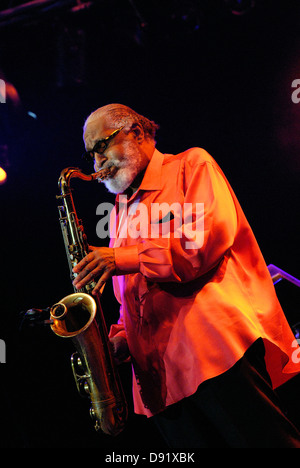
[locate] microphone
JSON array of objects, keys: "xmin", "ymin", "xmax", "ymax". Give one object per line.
[{"xmin": 19, "ymin": 307, "xmax": 52, "ymax": 330}]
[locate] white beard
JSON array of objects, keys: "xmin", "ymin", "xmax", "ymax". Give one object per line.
[{"xmin": 103, "ymin": 141, "xmax": 145, "ymax": 194}]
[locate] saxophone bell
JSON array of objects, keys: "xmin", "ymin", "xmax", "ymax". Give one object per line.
[
  {"xmin": 50, "ymin": 303, "xmax": 67, "ymax": 320},
  {"xmin": 50, "ymin": 292, "xmax": 127, "ymax": 436}
]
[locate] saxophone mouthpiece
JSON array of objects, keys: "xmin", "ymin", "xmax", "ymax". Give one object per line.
[{"xmin": 94, "ymin": 166, "xmax": 118, "ymax": 181}]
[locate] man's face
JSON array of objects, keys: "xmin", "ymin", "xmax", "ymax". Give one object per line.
[{"xmin": 83, "ymin": 117, "xmax": 148, "ymax": 194}]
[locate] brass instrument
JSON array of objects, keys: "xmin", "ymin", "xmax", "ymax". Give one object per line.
[{"xmin": 50, "ymin": 167, "xmax": 127, "ymax": 436}]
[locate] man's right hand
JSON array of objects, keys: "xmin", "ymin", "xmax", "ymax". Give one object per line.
[{"xmin": 110, "ymin": 335, "xmax": 130, "ymax": 365}]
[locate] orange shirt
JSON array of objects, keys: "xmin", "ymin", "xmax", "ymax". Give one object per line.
[{"xmin": 109, "ymin": 148, "xmax": 300, "ymax": 417}]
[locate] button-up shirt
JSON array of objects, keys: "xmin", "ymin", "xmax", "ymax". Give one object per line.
[{"xmin": 108, "ymin": 147, "xmax": 300, "ymax": 417}]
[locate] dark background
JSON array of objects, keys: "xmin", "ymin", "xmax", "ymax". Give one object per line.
[{"xmin": 0, "ymin": 0, "xmax": 299, "ymax": 448}]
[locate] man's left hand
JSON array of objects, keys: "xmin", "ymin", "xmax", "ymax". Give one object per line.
[{"xmin": 72, "ymin": 246, "xmax": 116, "ymax": 295}]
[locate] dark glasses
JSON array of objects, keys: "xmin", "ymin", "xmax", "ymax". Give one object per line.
[{"xmin": 82, "ymin": 126, "xmax": 125, "ymax": 162}]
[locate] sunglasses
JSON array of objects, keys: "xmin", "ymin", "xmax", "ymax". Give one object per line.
[{"xmin": 82, "ymin": 126, "xmax": 125, "ymax": 162}]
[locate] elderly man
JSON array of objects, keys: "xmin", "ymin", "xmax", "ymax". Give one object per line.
[{"xmin": 73, "ymin": 103, "xmax": 300, "ymax": 448}]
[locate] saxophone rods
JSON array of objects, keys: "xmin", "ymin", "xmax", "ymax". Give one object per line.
[{"xmin": 50, "ymin": 167, "xmax": 128, "ymax": 436}]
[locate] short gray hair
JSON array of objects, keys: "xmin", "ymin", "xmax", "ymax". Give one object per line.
[{"xmin": 84, "ymin": 103, "xmax": 159, "ymax": 141}]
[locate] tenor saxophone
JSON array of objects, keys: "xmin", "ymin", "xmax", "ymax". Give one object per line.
[{"xmin": 50, "ymin": 166, "xmax": 127, "ymax": 436}]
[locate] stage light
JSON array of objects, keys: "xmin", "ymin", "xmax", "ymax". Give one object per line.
[
  {"xmin": 27, "ymin": 111, "xmax": 37, "ymax": 119},
  {"xmin": 0, "ymin": 166, "xmax": 7, "ymax": 185},
  {"xmin": 0, "ymin": 145, "xmax": 9, "ymax": 186},
  {"xmin": 0, "ymin": 72, "xmax": 22, "ymax": 185}
]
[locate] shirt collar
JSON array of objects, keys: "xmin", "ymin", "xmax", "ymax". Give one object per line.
[
  {"xmin": 138, "ymin": 148, "xmax": 164, "ymax": 192},
  {"xmin": 116, "ymin": 148, "xmax": 164, "ymax": 205}
]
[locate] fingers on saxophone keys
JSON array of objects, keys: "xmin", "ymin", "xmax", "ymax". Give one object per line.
[
  {"xmin": 92, "ymin": 281, "xmax": 104, "ymax": 296},
  {"xmin": 92, "ymin": 269, "xmax": 111, "ymax": 296},
  {"xmin": 73, "ymin": 253, "xmax": 93, "ymax": 274},
  {"xmin": 73, "ymin": 268, "xmax": 92, "ymax": 289}
]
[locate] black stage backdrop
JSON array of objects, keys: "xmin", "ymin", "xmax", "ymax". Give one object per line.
[{"xmin": 0, "ymin": 0, "xmax": 299, "ymax": 449}]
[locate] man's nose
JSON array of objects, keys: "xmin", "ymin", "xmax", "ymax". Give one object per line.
[{"xmin": 94, "ymin": 153, "xmax": 107, "ymax": 171}]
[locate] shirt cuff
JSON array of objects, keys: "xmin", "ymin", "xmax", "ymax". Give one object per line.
[{"xmin": 114, "ymin": 245, "xmax": 140, "ymax": 275}]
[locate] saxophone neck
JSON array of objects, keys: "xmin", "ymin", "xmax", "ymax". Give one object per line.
[
  {"xmin": 58, "ymin": 167, "xmax": 98, "ymax": 192},
  {"xmin": 58, "ymin": 167, "xmax": 116, "ymax": 192}
]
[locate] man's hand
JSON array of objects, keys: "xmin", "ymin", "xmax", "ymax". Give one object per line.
[
  {"xmin": 110, "ymin": 335, "xmax": 130, "ymax": 365},
  {"xmin": 72, "ymin": 246, "xmax": 116, "ymax": 295}
]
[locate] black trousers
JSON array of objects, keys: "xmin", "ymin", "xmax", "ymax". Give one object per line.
[{"xmin": 152, "ymin": 339, "xmax": 300, "ymax": 448}]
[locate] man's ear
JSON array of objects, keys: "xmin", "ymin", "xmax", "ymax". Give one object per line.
[{"xmin": 130, "ymin": 122, "xmax": 145, "ymax": 143}]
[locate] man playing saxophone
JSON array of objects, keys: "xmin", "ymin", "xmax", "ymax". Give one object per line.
[{"xmin": 72, "ymin": 103, "xmax": 300, "ymax": 448}]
